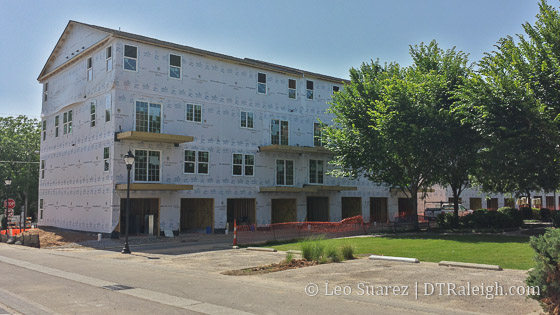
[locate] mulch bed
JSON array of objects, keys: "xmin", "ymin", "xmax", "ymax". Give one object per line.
[{"xmin": 222, "ymin": 259, "xmax": 318, "ymax": 276}]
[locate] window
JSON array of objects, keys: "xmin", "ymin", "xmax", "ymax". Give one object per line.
[
  {"xmin": 105, "ymin": 94, "xmax": 111, "ymax": 122},
  {"xmin": 233, "ymin": 154, "xmax": 254, "ymax": 176},
  {"xmin": 39, "ymin": 199, "xmax": 43, "ymax": 220},
  {"xmin": 314, "ymin": 122, "xmax": 325, "ymax": 147},
  {"xmin": 43, "ymin": 82, "xmax": 48, "ymax": 101},
  {"xmin": 135, "ymin": 101, "xmax": 161, "ymax": 133},
  {"xmin": 41, "ymin": 160, "xmax": 45, "ymax": 179},
  {"xmin": 90, "ymin": 100, "xmax": 96, "ymax": 127},
  {"xmin": 332, "ymin": 85, "xmax": 340, "ymax": 93},
  {"xmin": 257, "ymin": 72, "xmax": 267, "ymax": 94},
  {"xmin": 169, "ymin": 54, "xmax": 181, "ymax": 79},
  {"xmin": 134, "ymin": 150, "xmax": 160, "ymax": 182},
  {"xmin": 309, "ymin": 159, "xmax": 324, "ymax": 184},
  {"xmin": 106, "ymin": 46, "xmax": 112, "ymax": 71},
  {"xmin": 54, "ymin": 115, "xmax": 59, "ymax": 137},
  {"xmin": 86, "ymin": 57, "xmax": 93, "ymax": 81},
  {"xmin": 124, "ymin": 44, "xmax": 138, "ymax": 71},
  {"xmin": 271, "ymin": 119, "xmax": 289, "ymax": 145},
  {"xmin": 103, "ymin": 147, "xmax": 110, "ymax": 172},
  {"xmin": 276, "ymin": 160, "xmax": 294, "ymax": 186},
  {"xmin": 42, "ymin": 120, "xmax": 46, "ymax": 141},
  {"xmin": 306, "ymin": 80, "xmax": 314, "ymax": 100},
  {"xmin": 63, "ymin": 110, "xmax": 72, "ymax": 135},
  {"xmin": 184, "ymin": 150, "xmax": 209, "ymax": 174},
  {"xmin": 240, "ymin": 111, "xmax": 254, "ymax": 128},
  {"xmin": 186, "ymin": 104, "xmax": 202, "ymax": 122},
  {"xmin": 288, "ymin": 79, "xmax": 296, "ymax": 99}
]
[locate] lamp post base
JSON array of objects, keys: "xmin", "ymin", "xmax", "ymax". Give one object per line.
[{"xmin": 122, "ymin": 243, "xmax": 131, "ymax": 254}]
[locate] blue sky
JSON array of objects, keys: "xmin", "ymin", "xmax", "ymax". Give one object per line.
[{"xmin": 0, "ymin": 0, "xmax": 541, "ymax": 118}]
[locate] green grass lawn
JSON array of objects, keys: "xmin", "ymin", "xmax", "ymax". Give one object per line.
[{"xmin": 270, "ymin": 234, "xmax": 535, "ymax": 270}]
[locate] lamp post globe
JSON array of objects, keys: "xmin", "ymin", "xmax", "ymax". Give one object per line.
[{"xmin": 122, "ymin": 150, "xmax": 134, "ymax": 254}]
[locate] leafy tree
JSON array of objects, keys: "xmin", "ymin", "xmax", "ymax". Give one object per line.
[
  {"xmin": 409, "ymin": 41, "xmax": 479, "ymax": 219},
  {"xmin": 0, "ymin": 115, "xmax": 40, "ymax": 227}
]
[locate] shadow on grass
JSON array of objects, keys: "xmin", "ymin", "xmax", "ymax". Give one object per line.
[{"xmin": 385, "ymin": 233, "xmax": 531, "ymax": 244}]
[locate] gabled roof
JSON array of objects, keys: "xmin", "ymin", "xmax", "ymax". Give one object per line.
[{"xmin": 38, "ymin": 20, "xmax": 349, "ymax": 84}]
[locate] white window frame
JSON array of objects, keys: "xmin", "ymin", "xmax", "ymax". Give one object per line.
[
  {"xmin": 103, "ymin": 147, "xmax": 110, "ymax": 172},
  {"xmin": 43, "ymin": 82, "xmax": 48, "ymax": 101},
  {"xmin": 275, "ymin": 159, "xmax": 295, "ymax": 186},
  {"xmin": 169, "ymin": 53, "xmax": 182, "ymax": 79},
  {"xmin": 63, "ymin": 110, "xmax": 72, "ymax": 135},
  {"xmin": 106, "ymin": 45, "xmax": 113, "ymax": 71},
  {"xmin": 39, "ymin": 199, "xmax": 43, "ymax": 220},
  {"xmin": 240, "ymin": 111, "xmax": 254, "ymax": 129},
  {"xmin": 257, "ymin": 72, "xmax": 267, "ymax": 94},
  {"xmin": 306, "ymin": 80, "xmax": 314, "ymax": 100},
  {"xmin": 90, "ymin": 100, "xmax": 96, "ymax": 127},
  {"xmin": 133, "ymin": 149, "xmax": 162, "ymax": 183},
  {"xmin": 288, "ymin": 79, "xmax": 297, "ymax": 99},
  {"xmin": 232, "ymin": 154, "xmax": 255, "ymax": 176},
  {"xmin": 54, "ymin": 115, "xmax": 59, "ymax": 137},
  {"xmin": 308, "ymin": 159, "xmax": 324, "ymax": 185},
  {"xmin": 42, "ymin": 120, "xmax": 46, "ymax": 141},
  {"xmin": 86, "ymin": 56, "xmax": 93, "ymax": 81},
  {"xmin": 271, "ymin": 119, "xmax": 289, "ymax": 145},
  {"xmin": 105, "ymin": 94, "xmax": 112, "ymax": 123},
  {"xmin": 41, "ymin": 160, "xmax": 45, "ymax": 179},
  {"xmin": 135, "ymin": 101, "xmax": 162, "ymax": 133},
  {"xmin": 186, "ymin": 104, "xmax": 202, "ymax": 123},
  {"xmin": 123, "ymin": 44, "xmax": 138, "ymax": 72},
  {"xmin": 183, "ymin": 150, "xmax": 209, "ymax": 175}
]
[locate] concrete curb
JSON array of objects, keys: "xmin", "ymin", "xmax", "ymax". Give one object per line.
[
  {"xmin": 286, "ymin": 250, "xmax": 302, "ymax": 255},
  {"xmin": 246, "ymin": 247, "xmax": 277, "ymax": 252},
  {"xmin": 439, "ymin": 261, "xmax": 502, "ymax": 271},
  {"xmin": 369, "ymin": 255, "xmax": 419, "ymax": 263}
]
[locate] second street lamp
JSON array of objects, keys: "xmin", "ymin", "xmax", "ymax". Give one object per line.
[
  {"xmin": 122, "ymin": 150, "xmax": 135, "ymax": 254},
  {"xmin": 4, "ymin": 178, "xmax": 11, "ymax": 234}
]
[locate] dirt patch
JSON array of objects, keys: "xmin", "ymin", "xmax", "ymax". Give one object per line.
[
  {"xmin": 222, "ymin": 259, "xmax": 318, "ymax": 276},
  {"xmin": 23, "ymin": 228, "xmax": 96, "ymax": 247}
]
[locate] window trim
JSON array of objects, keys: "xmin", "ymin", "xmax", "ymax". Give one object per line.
[
  {"xmin": 132, "ymin": 149, "xmax": 162, "ymax": 183},
  {"xmin": 232, "ymin": 153, "xmax": 255, "ymax": 177},
  {"xmin": 54, "ymin": 115, "xmax": 59, "ymax": 137},
  {"xmin": 257, "ymin": 72, "xmax": 267, "ymax": 95},
  {"xmin": 306, "ymin": 80, "xmax": 314, "ymax": 100},
  {"xmin": 86, "ymin": 56, "xmax": 93, "ymax": 81},
  {"xmin": 90, "ymin": 100, "xmax": 96, "ymax": 127},
  {"xmin": 183, "ymin": 150, "xmax": 210, "ymax": 175},
  {"xmin": 288, "ymin": 79, "xmax": 297, "ymax": 99},
  {"xmin": 134, "ymin": 100, "xmax": 162, "ymax": 133},
  {"xmin": 62, "ymin": 110, "xmax": 72, "ymax": 135},
  {"xmin": 123, "ymin": 44, "xmax": 138, "ymax": 72},
  {"xmin": 169, "ymin": 53, "xmax": 182, "ymax": 80},
  {"xmin": 103, "ymin": 147, "xmax": 110, "ymax": 172},
  {"xmin": 106, "ymin": 45, "xmax": 113, "ymax": 71},
  {"xmin": 275, "ymin": 159, "xmax": 295, "ymax": 186},
  {"xmin": 185, "ymin": 103, "xmax": 202, "ymax": 123},
  {"xmin": 308, "ymin": 159, "xmax": 325, "ymax": 185},
  {"xmin": 270, "ymin": 119, "xmax": 289, "ymax": 145},
  {"xmin": 240, "ymin": 111, "xmax": 254, "ymax": 129}
]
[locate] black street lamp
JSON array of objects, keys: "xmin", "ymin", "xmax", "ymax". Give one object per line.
[
  {"xmin": 4, "ymin": 178, "xmax": 11, "ymax": 232},
  {"xmin": 122, "ymin": 150, "xmax": 135, "ymax": 254}
]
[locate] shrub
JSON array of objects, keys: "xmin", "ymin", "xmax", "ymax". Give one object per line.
[
  {"xmin": 438, "ymin": 208, "xmax": 522, "ymax": 229},
  {"xmin": 521, "ymin": 207, "xmax": 533, "ymax": 220},
  {"xmin": 325, "ymin": 245, "xmax": 341, "ymax": 262},
  {"xmin": 540, "ymin": 208, "xmax": 552, "ymax": 222},
  {"xmin": 527, "ymin": 228, "xmax": 560, "ymax": 314},
  {"xmin": 498, "ymin": 207, "xmax": 523, "ymax": 227},
  {"xmin": 341, "ymin": 244, "xmax": 355, "ymax": 260},
  {"xmin": 553, "ymin": 211, "xmax": 560, "ymax": 228},
  {"xmin": 300, "ymin": 236, "xmax": 325, "ymax": 262},
  {"xmin": 285, "ymin": 252, "xmax": 294, "ymax": 264},
  {"xmin": 533, "ymin": 209, "xmax": 542, "ymax": 221}
]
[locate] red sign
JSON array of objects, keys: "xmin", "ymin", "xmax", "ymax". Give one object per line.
[{"xmin": 3, "ymin": 199, "xmax": 15, "ymax": 209}]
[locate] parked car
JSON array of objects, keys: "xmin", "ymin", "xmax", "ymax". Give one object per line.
[{"xmin": 424, "ymin": 203, "xmax": 473, "ymax": 220}]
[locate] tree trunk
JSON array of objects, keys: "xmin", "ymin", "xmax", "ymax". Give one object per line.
[{"xmin": 411, "ymin": 188, "xmax": 419, "ymax": 230}]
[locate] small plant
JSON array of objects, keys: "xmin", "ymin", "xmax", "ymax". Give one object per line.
[
  {"xmin": 527, "ymin": 228, "xmax": 560, "ymax": 314},
  {"xmin": 285, "ymin": 252, "xmax": 294, "ymax": 264},
  {"xmin": 341, "ymin": 244, "xmax": 355, "ymax": 260},
  {"xmin": 325, "ymin": 245, "xmax": 341, "ymax": 262},
  {"xmin": 300, "ymin": 236, "xmax": 325, "ymax": 262}
]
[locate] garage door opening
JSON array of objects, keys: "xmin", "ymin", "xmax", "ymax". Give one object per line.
[
  {"xmin": 120, "ymin": 198, "xmax": 159, "ymax": 236},
  {"xmin": 306, "ymin": 197, "xmax": 329, "ymax": 222},
  {"xmin": 370, "ymin": 197, "xmax": 388, "ymax": 223},
  {"xmin": 342, "ymin": 197, "xmax": 362, "ymax": 219},
  {"xmin": 180, "ymin": 198, "xmax": 214, "ymax": 233},
  {"xmin": 271, "ymin": 199, "xmax": 297, "ymax": 223},
  {"xmin": 227, "ymin": 199, "xmax": 256, "ymax": 226}
]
